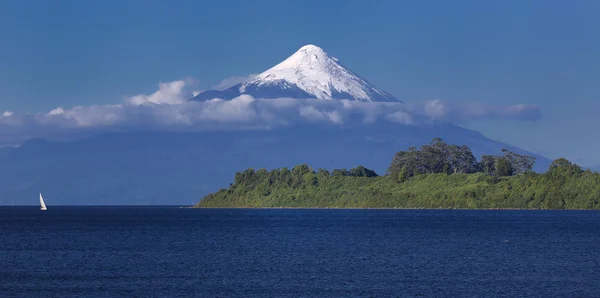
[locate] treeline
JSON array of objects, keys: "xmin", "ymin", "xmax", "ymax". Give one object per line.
[
  {"xmin": 234, "ymin": 164, "xmax": 378, "ymax": 186},
  {"xmin": 386, "ymin": 138, "xmax": 536, "ymax": 181},
  {"xmin": 196, "ymin": 138, "xmax": 600, "ymax": 209}
]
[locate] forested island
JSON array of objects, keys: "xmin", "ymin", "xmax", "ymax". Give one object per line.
[{"xmin": 195, "ymin": 138, "xmax": 600, "ymax": 209}]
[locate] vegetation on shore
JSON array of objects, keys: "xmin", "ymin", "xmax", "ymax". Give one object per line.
[{"xmin": 195, "ymin": 138, "xmax": 600, "ymax": 209}]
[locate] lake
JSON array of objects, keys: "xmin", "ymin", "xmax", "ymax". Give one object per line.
[{"xmin": 1, "ymin": 207, "xmax": 599, "ymax": 297}]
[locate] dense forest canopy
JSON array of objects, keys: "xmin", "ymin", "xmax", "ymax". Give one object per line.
[
  {"xmin": 386, "ymin": 138, "xmax": 536, "ymax": 179},
  {"xmin": 196, "ymin": 138, "xmax": 600, "ymax": 209}
]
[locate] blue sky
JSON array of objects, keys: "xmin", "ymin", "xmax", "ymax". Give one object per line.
[{"xmin": 0, "ymin": 0, "xmax": 599, "ymax": 165}]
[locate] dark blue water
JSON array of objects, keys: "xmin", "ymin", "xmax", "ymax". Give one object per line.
[{"xmin": 1, "ymin": 207, "xmax": 599, "ymax": 297}]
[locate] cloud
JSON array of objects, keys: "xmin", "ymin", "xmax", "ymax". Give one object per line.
[
  {"xmin": 126, "ymin": 78, "xmax": 198, "ymax": 105},
  {"xmin": 0, "ymin": 79, "xmax": 542, "ymax": 146},
  {"xmin": 418, "ymin": 99, "xmax": 542, "ymax": 123},
  {"xmin": 298, "ymin": 105, "xmax": 343, "ymax": 124},
  {"xmin": 48, "ymin": 107, "xmax": 65, "ymax": 115},
  {"xmin": 386, "ymin": 110, "xmax": 414, "ymax": 124},
  {"xmin": 212, "ymin": 74, "xmax": 258, "ymax": 91}
]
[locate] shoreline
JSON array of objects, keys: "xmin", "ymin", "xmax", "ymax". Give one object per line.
[{"xmin": 190, "ymin": 206, "xmax": 598, "ymax": 211}]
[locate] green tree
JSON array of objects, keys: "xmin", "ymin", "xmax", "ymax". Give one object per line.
[
  {"xmin": 317, "ymin": 168, "xmax": 331, "ymax": 177},
  {"xmin": 548, "ymin": 158, "xmax": 583, "ymax": 176},
  {"xmin": 448, "ymin": 145, "xmax": 478, "ymax": 174},
  {"xmin": 443, "ymin": 164, "xmax": 450, "ymax": 175},
  {"xmin": 332, "ymin": 169, "xmax": 349, "ymax": 177},
  {"xmin": 397, "ymin": 166, "xmax": 408, "ymax": 182},
  {"xmin": 501, "ymin": 149, "xmax": 536, "ymax": 175},
  {"xmin": 478, "ymin": 155, "xmax": 496, "ymax": 175},
  {"xmin": 494, "ymin": 158, "xmax": 513, "ymax": 177},
  {"xmin": 349, "ymin": 165, "xmax": 378, "ymax": 177}
]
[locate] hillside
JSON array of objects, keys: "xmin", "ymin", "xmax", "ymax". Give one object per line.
[
  {"xmin": 195, "ymin": 139, "xmax": 600, "ymax": 209},
  {"xmin": 0, "ymin": 124, "xmax": 552, "ymax": 205}
]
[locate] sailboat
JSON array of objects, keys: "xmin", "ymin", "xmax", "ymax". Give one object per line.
[{"xmin": 39, "ymin": 193, "xmax": 47, "ymax": 211}]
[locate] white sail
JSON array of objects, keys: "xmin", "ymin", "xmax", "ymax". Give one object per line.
[{"xmin": 39, "ymin": 193, "xmax": 47, "ymax": 211}]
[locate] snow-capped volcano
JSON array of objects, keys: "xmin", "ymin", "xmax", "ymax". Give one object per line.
[{"xmin": 191, "ymin": 44, "xmax": 400, "ymax": 102}]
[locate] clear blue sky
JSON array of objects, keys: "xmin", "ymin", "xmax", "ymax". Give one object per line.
[{"xmin": 0, "ymin": 0, "xmax": 599, "ymax": 165}]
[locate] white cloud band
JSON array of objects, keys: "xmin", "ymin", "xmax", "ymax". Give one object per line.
[{"xmin": 0, "ymin": 80, "xmax": 541, "ymax": 146}]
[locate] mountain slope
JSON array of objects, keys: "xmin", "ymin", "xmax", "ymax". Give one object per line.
[
  {"xmin": 192, "ymin": 45, "xmax": 400, "ymax": 102},
  {"xmin": 0, "ymin": 123, "xmax": 552, "ymax": 205}
]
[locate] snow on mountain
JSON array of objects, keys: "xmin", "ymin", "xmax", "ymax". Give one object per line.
[{"xmin": 191, "ymin": 44, "xmax": 400, "ymax": 102}]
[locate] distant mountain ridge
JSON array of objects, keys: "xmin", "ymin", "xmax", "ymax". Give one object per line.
[
  {"xmin": 191, "ymin": 44, "xmax": 400, "ymax": 102},
  {"xmin": 0, "ymin": 123, "xmax": 552, "ymax": 205}
]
